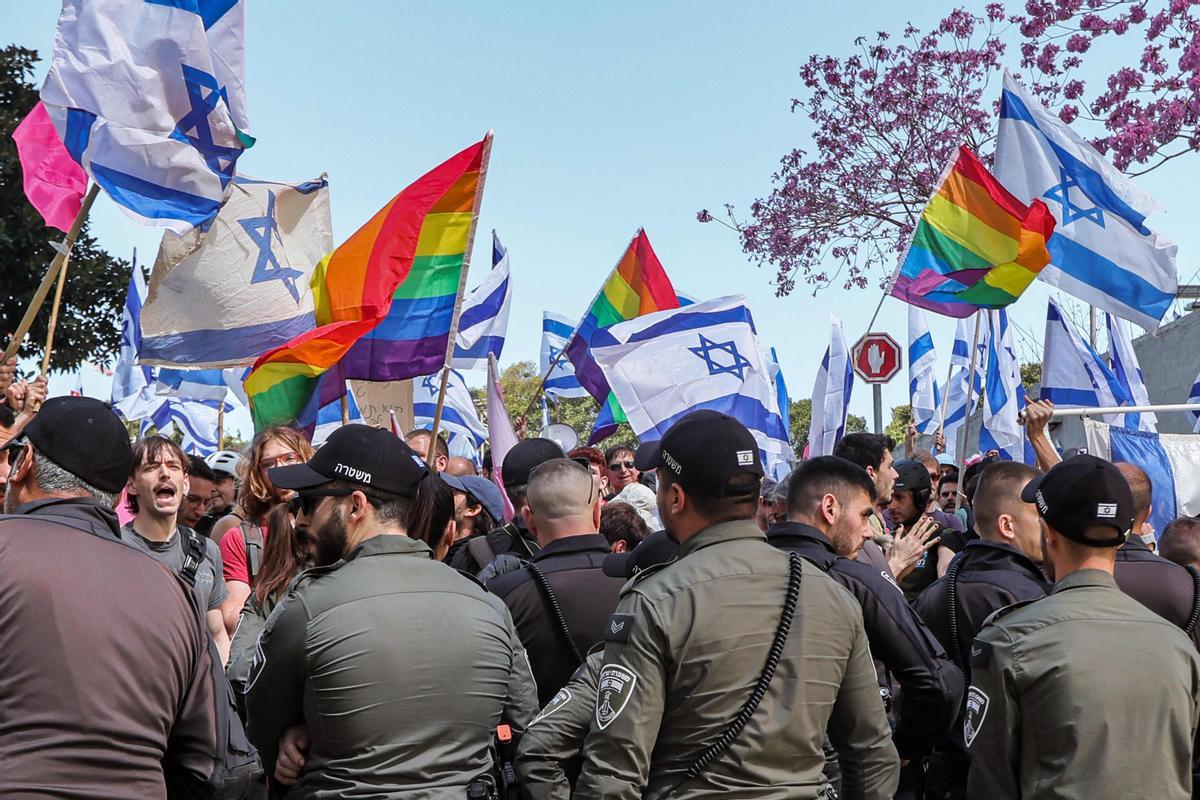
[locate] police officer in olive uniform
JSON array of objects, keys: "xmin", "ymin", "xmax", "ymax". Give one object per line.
[
  {"xmin": 244, "ymin": 425, "xmax": 539, "ymax": 797},
  {"xmin": 967, "ymin": 455, "xmax": 1200, "ymax": 799},
  {"xmin": 914, "ymin": 460, "xmax": 1051, "ymax": 799},
  {"xmin": 575, "ymin": 411, "xmax": 899, "ymax": 800},
  {"xmin": 516, "ymin": 531, "xmax": 681, "ymax": 800}
]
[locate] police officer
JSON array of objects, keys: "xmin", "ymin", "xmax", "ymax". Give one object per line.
[
  {"xmin": 576, "ymin": 411, "xmax": 899, "ymax": 799},
  {"xmin": 487, "ymin": 458, "xmax": 625, "ymax": 706},
  {"xmin": 914, "ymin": 460, "xmax": 1051, "ymax": 798},
  {"xmin": 967, "ymin": 455, "xmax": 1200, "ymax": 798},
  {"xmin": 244, "ymin": 425, "xmax": 538, "ymax": 796},
  {"xmin": 516, "ymin": 531, "xmax": 681, "ymax": 800},
  {"xmin": 1112, "ymin": 462, "xmax": 1200, "ymax": 649},
  {"xmin": 449, "ymin": 437, "xmax": 564, "ymax": 575},
  {"xmin": 767, "ymin": 456, "xmax": 963, "ymax": 768}
]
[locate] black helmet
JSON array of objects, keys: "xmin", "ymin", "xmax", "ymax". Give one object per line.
[{"xmin": 893, "ymin": 459, "xmax": 932, "ymax": 510}]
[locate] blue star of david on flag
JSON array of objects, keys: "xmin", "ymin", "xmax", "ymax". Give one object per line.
[
  {"xmin": 1044, "ymin": 168, "xmax": 1105, "ymax": 228},
  {"xmin": 420, "ymin": 374, "xmax": 440, "ymax": 393},
  {"xmin": 238, "ymin": 191, "xmax": 304, "ymax": 303},
  {"xmin": 689, "ymin": 334, "xmax": 753, "ymax": 380},
  {"xmin": 171, "ymin": 64, "xmax": 242, "ymax": 189}
]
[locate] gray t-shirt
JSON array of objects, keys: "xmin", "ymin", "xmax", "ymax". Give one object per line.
[{"xmin": 120, "ymin": 524, "xmax": 229, "ymax": 612}]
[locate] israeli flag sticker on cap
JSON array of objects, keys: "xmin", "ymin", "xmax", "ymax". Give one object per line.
[
  {"xmin": 736, "ymin": 450, "xmax": 754, "ymax": 466},
  {"xmin": 1097, "ymin": 503, "xmax": 1117, "ymax": 518}
]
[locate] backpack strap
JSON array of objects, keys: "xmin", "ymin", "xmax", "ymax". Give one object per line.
[
  {"xmin": 178, "ymin": 526, "xmax": 207, "ymax": 587},
  {"xmin": 1185, "ymin": 565, "xmax": 1200, "ymax": 637},
  {"xmin": 240, "ymin": 521, "xmax": 264, "ymax": 581},
  {"xmin": 467, "ymin": 533, "xmax": 497, "ymax": 572}
]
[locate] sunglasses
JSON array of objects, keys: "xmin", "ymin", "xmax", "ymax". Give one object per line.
[
  {"xmin": 295, "ymin": 486, "xmax": 356, "ymax": 516},
  {"xmin": 530, "ymin": 458, "xmax": 598, "ymax": 509},
  {"xmin": 3, "ymin": 437, "xmax": 29, "ymax": 470},
  {"xmin": 608, "ymin": 460, "xmax": 635, "ymax": 471}
]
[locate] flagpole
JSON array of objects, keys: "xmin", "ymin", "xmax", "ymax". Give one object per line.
[
  {"xmin": 340, "ymin": 394, "xmax": 350, "ymax": 426},
  {"xmin": 936, "ymin": 345, "xmax": 956, "ymax": 435},
  {"xmin": 520, "ymin": 227, "xmax": 645, "ymax": 422},
  {"xmin": 39, "ymin": 246, "xmax": 72, "ymax": 379},
  {"xmin": 4, "ymin": 183, "xmax": 100, "ymax": 364},
  {"xmin": 954, "ymin": 310, "xmax": 984, "ymax": 513},
  {"xmin": 217, "ymin": 402, "xmax": 225, "ymax": 446},
  {"xmin": 428, "ymin": 132, "xmax": 493, "ymax": 465}
]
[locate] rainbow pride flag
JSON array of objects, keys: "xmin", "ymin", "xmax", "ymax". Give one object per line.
[
  {"xmin": 245, "ymin": 134, "xmax": 491, "ymax": 430},
  {"xmin": 890, "ymin": 146, "xmax": 1056, "ymax": 317},
  {"xmin": 564, "ymin": 229, "xmax": 680, "ymax": 443}
]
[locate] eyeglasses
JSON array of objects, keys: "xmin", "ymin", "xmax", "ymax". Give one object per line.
[
  {"xmin": 261, "ymin": 451, "xmax": 304, "ymax": 471},
  {"xmin": 3, "ymin": 437, "xmax": 29, "ymax": 469},
  {"xmin": 295, "ymin": 486, "xmax": 356, "ymax": 516},
  {"xmin": 608, "ymin": 460, "xmax": 635, "ymax": 471}
]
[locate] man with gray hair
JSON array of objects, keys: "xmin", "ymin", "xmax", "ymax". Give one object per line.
[
  {"xmin": 0, "ymin": 397, "xmax": 248, "ymax": 796},
  {"xmin": 487, "ymin": 458, "xmax": 625, "ymax": 705}
]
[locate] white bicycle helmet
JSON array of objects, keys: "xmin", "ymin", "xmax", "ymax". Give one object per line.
[{"xmin": 205, "ymin": 449, "xmax": 242, "ymax": 478}]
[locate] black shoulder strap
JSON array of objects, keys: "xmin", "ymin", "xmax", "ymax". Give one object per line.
[
  {"xmin": 1185, "ymin": 565, "xmax": 1200, "ymax": 637},
  {"xmin": 526, "ymin": 561, "xmax": 584, "ymax": 665},
  {"xmin": 178, "ymin": 526, "xmax": 206, "ymax": 587},
  {"xmin": 240, "ymin": 521, "xmax": 264, "ymax": 580}
]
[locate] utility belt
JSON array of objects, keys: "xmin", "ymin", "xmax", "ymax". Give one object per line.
[{"xmin": 923, "ymin": 747, "xmax": 970, "ymax": 800}]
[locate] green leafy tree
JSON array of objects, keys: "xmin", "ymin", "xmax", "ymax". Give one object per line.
[
  {"xmin": 1020, "ymin": 362, "xmax": 1042, "ymax": 387},
  {"xmin": 1, "ymin": 45, "xmax": 130, "ymax": 372},
  {"xmin": 787, "ymin": 398, "xmax": 865, "ymax": 453},
  {"xmin": 885, "ymin": 405, "xmax": 912, "ymax": 445}
]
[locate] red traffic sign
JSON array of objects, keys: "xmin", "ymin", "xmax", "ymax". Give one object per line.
[{"xmin": 852, "ymin": 333, "xmax": 902, "ymax": 384}]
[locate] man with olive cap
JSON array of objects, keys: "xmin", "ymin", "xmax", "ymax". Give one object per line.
[
  {"xmin": 0, "ymin": 397, "xmax": 244, "ymax": 796},
  {"xmin": 244, "ymin": 424, "xmax": 538, "ymax": 797},
  {"xmin": 966, "ymin": 454, "xmax": 1200, "ymax": 799}
]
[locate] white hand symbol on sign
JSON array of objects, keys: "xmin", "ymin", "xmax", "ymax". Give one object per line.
[{"xmin": 867, "ymin": 343, "xmax": 886, "ymax": 373}]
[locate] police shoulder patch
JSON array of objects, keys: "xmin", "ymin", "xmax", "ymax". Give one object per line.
[
  {"xmin": 530, "ymin": 688, "xmax": 572, "ymax": 726},
  {"xmin": 605, "ymin": 613, "xmax": 634, "ymax": 643},
  {"xmin": 963, "ymin": 685, "xmax": 990, "ymax": 748},
  {"xmin": 969, "ymin": 639, "xmax": 993, "ymax": 668},
  {"xmin": 595, "ymin": 664, "xmax": 638, "ymax": 730}
]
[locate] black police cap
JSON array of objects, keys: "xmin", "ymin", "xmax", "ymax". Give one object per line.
[
  {"xmin": 602, "ymin": 530, "xmax": 680, "ymax": 579},
  {"xmin": 1020, "ymin": 454, "xmax": 1134, "ymax": 547},
  {"xmin": 23, "ymin": 396, "xmax": 132, "ymax": 493},
  {"xmin": 500, "ymin": 438, "xmax": 565, "ymax": 488},
  {"xmin": 635, "ymin": 410, "xmax": 764, "ymax": 498},
  {"xmin": 270, "ymin": 424, "xmax": 428, "ymax": 498}
]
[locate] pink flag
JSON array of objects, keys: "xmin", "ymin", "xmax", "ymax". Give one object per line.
[
  {"xmin": 12, "ymin": 101, "xmax": 87, "ymax": 232},
  {"xmin": 486, "ymin": 354, "xmax": 518, "ymax": 521}
]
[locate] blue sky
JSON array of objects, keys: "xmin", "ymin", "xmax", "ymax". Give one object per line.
[{"xmin": 8, "ymin": 1, "xmax": 1199, "ymax": 439}]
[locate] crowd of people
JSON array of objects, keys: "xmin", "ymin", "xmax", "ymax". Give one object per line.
[{"xmin": 3, "ymin": 359, "xmax": 1200, "ymax": 799}]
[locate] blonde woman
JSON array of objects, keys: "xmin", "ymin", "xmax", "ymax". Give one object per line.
[{"xmin": 214, "ymin": 427, "xmax": 314, "ymax": 635}]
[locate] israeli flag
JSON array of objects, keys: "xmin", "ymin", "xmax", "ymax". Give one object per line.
[
  {"xmin": 40, "ymin": 0, "xmax": 252, "ymax": 232},
  {"xmin": 980, "ymin": 309, "xmax": 1034, "ymax": 463},
  {"xmin": 808, "ymin": 317, "xmax": 854, "ymax": 458},
  {"xmin": 590, "ymin": 295, "xmax": 792, "ymax": 475},
  {"xmin": 452, "ymin": 231, "xmax": 512, "ymax": 370},
  {"xmin": 541, "ymin": 311, "xmax": 589, "ymax": 400},
  {"xmin": 142, "ymin": 398, "xmax": 223, "ymax": 456},
  {"xmin": 313, "ymin": 389, "xmax": 364, "ymax": 447},
  {"xmin": 1189, "ymin": 371, "xmax": 1200, "ymax": 433},
  {"xmin": 112, "ymin": 265, "xmax": 159, "ymax": 421},
  {"xmin": 1106, "ymin": 313, "xmax": 1157, "ymax": 432},
  {"xmin": 156, "ymin": 367, "xmax": 246, "ymax": 405},
  {"xmin": 942, "ymin": 315, "xmax": 986, "ymax": 461},
  {"xmin": 995, "ymin": 72, "xmax": 1177, "ymax": 331},
  {"xmin": 909, "ymin": 307, "xmax": 942, "ymax": 435},
  {"xmin": 1084, "ymin": 420, "xmax": 1200, "ymax": 536},
  {"xmin": 413, "ymin": 369, "xmax": 488, "ymax": 448},
  {"xmin": 1041, "ymin": 299, "xmax": 1131, "ymax": 426}
]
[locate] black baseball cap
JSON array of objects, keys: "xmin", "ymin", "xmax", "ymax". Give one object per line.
[
  {"xmin": 635, "ymin": 410, "xmax": 764, "ymax": 497},
  {"xmin": 603, "ymin": 530, "xmax": 680, "ymax": 578},
  {"xmin": 23, "ymin": 397, "xmax": 132, "ymax": 493},
  {"xmin": 270, "ymin": 424, "xmax": 428, "ymax": 498},
  {"xmin": 501, "ymin": 438, "xmax": 565, "ymax": 488},
  {"xmin": 893, "ymin": 459, "xmax": 932, "ymax": 494},
  {"xmin": 1020, "ymin": 454, "xmax": 1134, "ymax": 547}
]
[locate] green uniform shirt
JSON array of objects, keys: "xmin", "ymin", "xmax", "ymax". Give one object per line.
[
  {"xmin": 575, "ymin": 519, "xmax": 899, "ymax": 800},
  {"xmin": 967, "ymin": 568, "xmax": 1200, "ymax": 799},
  {"xmin": 244, "ymin": 533, "xmax": 539, "ymax": 799}
]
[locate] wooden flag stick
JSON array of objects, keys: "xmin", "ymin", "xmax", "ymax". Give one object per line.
[
  {"xmin": 217, "ymin": 402, "xmax": 225, "ymax": 446},
  {"xmin": 340, "ymin": 394, "xmax": 350, "ymax": 426},
  {"xmin": 953, "ymin": 311, "xmax": 985, "ymax": 513},
  {"xmin": 428, "ymin": 132, "xmax": 493, "ymax": 464},
  {"xmin": 4, "ymin": 184, "xmax": 100, "ymax": 364},
  {"xmin": 39, "ymin": 251, "xmax": 72, "ymax": 377}
]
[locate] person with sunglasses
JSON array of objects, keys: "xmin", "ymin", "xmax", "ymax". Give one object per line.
[
  {"xmin": 486, "ymin": 458, "xmax": 626, "ymax": 707},
  {"xmin": 244, "ymin": 424, "xmax": 537, "ymax": 797},
  {"xmin": 602, "ymin": 445, "xmax": 639, "ymax": 499},
  {"xmin": 0, "ymin": 397, "xmax": 246, "ymax": 796},
  {"xmin": 213, "ymin": 426, "xmax": 314, "ymax": 636}
]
